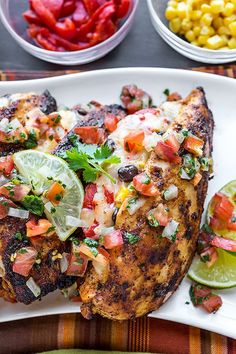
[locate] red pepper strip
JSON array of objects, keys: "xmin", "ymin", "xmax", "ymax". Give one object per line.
[
  {"xmin": 36, "ymin": 33, "xmax": 58, "ymax": 51},
  {"xmin": 41, "ymin": 0, "xmax": 64, "ymax": 19},
  {"xmin": 114, "ymin": 0, "xmax": 131, "ymax": 19},
  {"xmin": 27, "ymin": 24, "xmax": 43, "ymax": 38},
  {"xmin": 55, "ymin": 18, "xmax": 77, "ymax": 40},
  {"xmin": 23, "ymin": 10, "xmax": 42, "ymax": 25},
  {"xmin": 48, "ymin": 32, "xmax": 90, "ymax": 51},
  {"xmin": 72, "ymin": 1, "xmax": 89, "ymax": 27},
  {"xmin": 76, "ymin": 1, "xmax": 115, "ymax": 42},
  {"xmin": 90, "ymin": 18, "xmax": 116, "ymax": 45},
  {"xmin": 31, "ymin": 0, "xmax": 56, "ymax": 29},
  {"xmin": 82, "ymin": 0, "xmax": 100, "ymax": 16},
  {"xmin": 60, "ymin": 0, "xmax": 76, "ymax": 17}
]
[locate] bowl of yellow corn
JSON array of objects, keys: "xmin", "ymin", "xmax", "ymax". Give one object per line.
[{"xmin": 147, "ymin": 0, "xmax": 236, "ymax": 63}]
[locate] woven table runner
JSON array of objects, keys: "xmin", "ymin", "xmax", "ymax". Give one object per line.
[{"xmin": 0, "ymin": 65, "xmax": 235, "ymax": 354}]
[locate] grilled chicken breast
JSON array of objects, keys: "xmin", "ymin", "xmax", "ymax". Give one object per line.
[{"xmin": 79, "ymin": 88, "xmax": 214, "ymax": 320}]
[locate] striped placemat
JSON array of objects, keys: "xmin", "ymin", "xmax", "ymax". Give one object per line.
[{"xmin": 0, "ymin": 66, "xmax": 235, "ymax": 354}]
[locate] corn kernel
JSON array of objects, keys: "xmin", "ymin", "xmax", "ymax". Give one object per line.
[
  {"xmin": 218, "ymin": 26, "xmax": 231, "ymax": 35},
  {"xmin": 229, "ymin": 21, "xmax": 236, "ymax": 36},
  {"xmin": 210, "ymin": 1, "xmax": 225, "ymax": 14},
  {"xmin": 181, "ymin": 18, "xmax": 193, "ymax": 31},
  {"xmin": 206, "ymin": 34, "xmax": 225, "ymax": 49},
  {"xmin": 165, "ymin": 7, "xmax": 177, "ymax": 21},
  {"xmin": 169, "ymin": 18, "xmax": 182, "ymax": 33},
  {"xmin": 228, "ymin": 37, "xmax": 236, "ymax": 48},
  {"xmin": 224, "ymin": 15, "xmax": 236, "ymax": 27},
  {"xmin": 223, "ymin": 3, "xmax": 235, "ymax": 16},
  {"xmin": 168, "ymin": 1, "xmax": 178, "ymax": 8},
  {"xmin": 198, "ymin": 35, "xmax": 209, "ymax": 45},
  {"xmin": 193, "ymin": 26, "xmax": 201, "ymax": 36},
  {"xmin": 177, "ymin": 2, "xmax": 187, "ymax": 18},
  {"xmin": 201, "ymin": 13, "xmax": 213, "ymax": 26},
  {"xmin": 200, "ymin": 26, "xmax": 213, "ymax": 36},
  {"xmin": 191, "ymin": 10, "xmax": 202, "ymax": 20},
  {"xmin": 115, "ymin": 186, "xmax": 130, "ymax": 207},
  {"xmin": 201, "ymin": 4, "xmax": 211, "ymax": 13},
  {"xmin": 212, "ymin": 17, "xmax": 224, "ymax": 30},
  {"xmin": 185, "ymin": 30, "xmax": 196, "ymax": 42}
]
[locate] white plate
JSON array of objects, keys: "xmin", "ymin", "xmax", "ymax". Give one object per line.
[{"xmin": 0, "ymin": 68, "xmax": 235, "ymax": 339}]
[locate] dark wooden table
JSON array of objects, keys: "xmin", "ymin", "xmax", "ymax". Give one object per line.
[{"xmin": 0, "ymin": 1, "xmax": 208, "ymax": 71}]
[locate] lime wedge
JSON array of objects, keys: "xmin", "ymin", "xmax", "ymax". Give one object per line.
[
  {"xmin": 188, "ymin": 249, "xmax": 236, "ymax": 289},
  {"xmin": 207, "ymin": 180, "xmax": 236, "ymax": 240},
  {"xmin": 13, "ymin": 150, "xmax": 84, "ymax": 241}
]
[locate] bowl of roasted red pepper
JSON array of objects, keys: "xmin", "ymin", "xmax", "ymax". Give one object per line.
[{"xmin": 0, "ymin": 0, "xmax": 138, "ymax": 65}]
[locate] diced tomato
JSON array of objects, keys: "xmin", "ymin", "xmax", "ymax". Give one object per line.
[
  {"xmin": 12, "ymin": 247, "xmax": 38, "ymax": 277},
  {"xmin": 133, "ymin": 172, "xmax": 159, "ymax": 197},
  {"xmin": 26, "ymin": 219, "xmax": 52, "ymax": 237},
  {"xmin": 164, "ymin": 133, "xmax": 180, "ymax": 153},
  {"xmin": 104, "ymin": 113, "xmax": 119, "ymax": 132},
  {"xmin": 200, "ymin": 247, "xmax": 218, "ymax": 268},
  {"xmin": 167, "ymin": 92, "xmax": 182, "ymax": 102},
  {"xmin": 0, "ymin": 156, "xmax": 14, "ymax": 176},
  {"xmin": 83, "ymin": 221, "xmax": 99, "ymax": 239},
  {"xmin": 98, "ymin": 246, "xmax": 110, "ymax": 259},
  {"xmin": 193, "ymin": 284, "xmax": 212, "ymax": 299},
  {"xmin": 31, "ymin": 0, "xmax": 57, "ymax": 29},
  {"xmin": 201, "ymin": 294, "xmax": 222, "ymax": 313},
  {"xmin": 212, "ymin": 193, "xmax": 234, "ymax": 222},
  {"xmin": 66, "ymin": 251, "xmax": 88, "ymax": 277},
  {"xmin": 103, "ymin": 230, "xmax": 123, "ymax": 249},
  {"xmin": 148, "ymin": 203, "xmax": 169, "ymax": 227},
  {"xmin": 155, "ymin": 141, "xmax": 181, "ymax": 164},
  {"xmin": 41, "ymin": 0, "xmax": 63, "ymax": 18},
  {"xmin": 103, "ymin": 187, "xmax": 114, "ymax": 204},
  {"xmin": 55, "ymin": 18, "xmax": 77, "ymax": 40},
  {"xmin": 46, "ymin": 181, "xmax": 65, "ymax": 205},
  {"xmin": 29, "ymin": 236, "xmax": 45, "ymax": 250},
  {"xmin": 74, "ymin": 126, "xmax": 104, "ymax": 145},
  {"xmin": 134, "ymin": 108, "xmax": 157, "ymax": 115},
  {"xmin": 124, "ymin": 131, "xmax": 144, "ymax": 153},
  {"xmin": 209, "ymin": 216, "xmax": 227, "ymax": 231},
  {"xmin": 83, "ymin": 183, "xmax": 97, "ymax": 209},
  {"xmin": 0, "ymin": 197, "xmax": 17, "ymax": 219},
  {"xmin": 210, "ymin": 235, "xmax": 236, "ymax": 252},
  {"xmin": 0, "ymin": 183, "xmax": 31, "ymax": 202},
  {"xmin": 183, "ymin": 136, "xmax": 204, "ymax": 157},
  {"xmin": 228, "ymin": 219, "xmax": 236, "ymax": 231}
]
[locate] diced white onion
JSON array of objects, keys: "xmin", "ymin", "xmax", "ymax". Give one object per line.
[
  {"xmin": 163, "ymin": 185, "xmax": 178, "ymax": 201},
  {"xmin": 10, "ymin": 118, "xmax": 22, "ymax": 130},
  {"xmin": 127, "ymin": 197, "xmax": 146, "ymax": 216},
  {"xmin": 8, "ymin": 208, "xmax": 29, "ymax": 219},
  {"xmin": 162, "ymin": 220, "xmax": 179, "ymax": 241},
  {"xmin": 179, "ymin": 168, "xmax": 191, "ymax": 180},
  {"xmin": 80, "ymin": 208, "xmax": 95, "ymax": 228},
  {"xmin": 60, "ymin": 253, "xmax": 69, "ymax": 273},
  {"xmin": 174, "ymin": 131, "xmax": 185, "ymax": 144},
  {"xmin": 0, "ymin": 175, "xmax": 10, "ymax": 186},
  {"xmin": 27, "ymin": 107, "xmax": 45, "ymax": 120},
  {"xmin": 0, "ymin": 118, "xmax": 9, "ymax": 131},
  {"xmin": 94, "ymin": 226, "xmax": 114, "ymax": 236},
  {"xmin": 26, "ymin": 277, "xmax": 41, "ymax": 297},
  {"xmin": 44, "ymin": 201, "xmax": 55, "ymax": 212},
  {"xmin": 0, "ymin": 97, "xmax": 9, "ymax": 108},
  {"xmin": 143, "ymin": 133, "xmax": 162, "ymax": 152},
  {"xmin": 66, "ymin": 215, "xmax": 86, "ymax": 227}
]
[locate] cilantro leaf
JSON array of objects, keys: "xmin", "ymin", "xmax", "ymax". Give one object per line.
[
  {"xmin": 22, "ymin": 195, "xmax": 44, "ymax": 216},
  {"xmin": 65, "ymin": 143, "xmax": 120, "ymax": 184}
]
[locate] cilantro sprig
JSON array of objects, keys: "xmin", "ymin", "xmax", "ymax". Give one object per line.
[{"xmin": 65, "ymin": 142, "xmax": 120, "ymax": 184}]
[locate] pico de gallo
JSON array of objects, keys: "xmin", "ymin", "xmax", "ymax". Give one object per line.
[{"xmin": 23, "ymin": 0, "xmax": 132, "ymax": 52}]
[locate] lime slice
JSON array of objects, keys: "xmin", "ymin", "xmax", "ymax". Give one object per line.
[
  {"xmin": 207, "ymin": 180, "xmax": 236, "ymax": 240},
  {"xmin": 13, "ymin": 150, "xmax": 84, "ymax": 241},
  {"xmin": 188, "ymin": 249, "xmax": 236, "ymax": 289}
]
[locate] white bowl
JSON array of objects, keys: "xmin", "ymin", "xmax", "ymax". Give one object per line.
[
  {"xmin": 147, "ymin": 0, "xmax": 236, "ymax": 64},
  {"xmin": 0, "ymin": 0, "xmax": 139, "ymax": 65}
]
